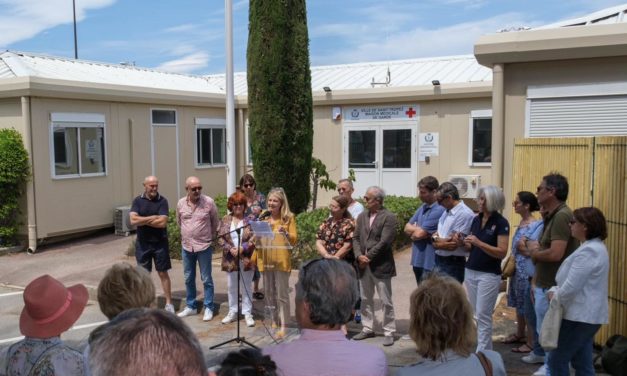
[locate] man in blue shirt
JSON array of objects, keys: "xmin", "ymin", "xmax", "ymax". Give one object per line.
[{"xmin": 404, "ymin": 176, "xmax": 445, "ymax": 285}]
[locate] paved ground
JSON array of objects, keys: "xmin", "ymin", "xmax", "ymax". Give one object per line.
[{"xmin": 0, "ymin": 230, "xmax": 608, "ymax": 375}]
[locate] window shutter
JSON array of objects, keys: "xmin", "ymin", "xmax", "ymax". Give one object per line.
[{"xmin": 528, "ymin": 96, "xmax": 627, "ymax": 137}]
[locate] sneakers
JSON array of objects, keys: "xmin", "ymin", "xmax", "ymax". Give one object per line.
[
  {"xmin": 203, "ymin": 308, "xmax": 214, "ymax": 321},
  {"xmin": 532, "ymin": 365, "xmax": 547, "ymax": 376},
  {"xmin": 354, "ymin": 310, "xmax": 362, "ymax": 324},
  {"xmin": 221, "ymin": 311, "xmax": 237, "ymax": 324},
  {"xmin": 352, "ymin": 331, "xmax": 375, "ymax": 340},
  {"xmin": 245, "ymin": 314, "xmax": 255, "ymax": 327},
  {"xmin": 177, "ymin": 306, "xmax": 196, "ymax": 317},
  {"xmin": 522, "ymin": 353, "xmax": 546, "ymax": 364},
  {"xmin": 164, "ymin": 303, "xmax": 175, "ymax": 314},
  {"xmin": 383, "ymin": 335, "xmax": 394, "ymax": 346}
]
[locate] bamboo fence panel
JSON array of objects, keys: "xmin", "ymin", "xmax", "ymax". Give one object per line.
[{"xmin": 593, "ymin": 136, "xmax": 627, "ymax": 344}]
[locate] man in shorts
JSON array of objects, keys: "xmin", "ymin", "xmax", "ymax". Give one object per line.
[{"xmin": 130, "ymin": 176, "xmax": 174, "ymax": 313}]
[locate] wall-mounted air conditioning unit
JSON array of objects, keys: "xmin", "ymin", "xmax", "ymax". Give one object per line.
[
  {"xmin": 114, "ymin": 205, "xmax": 136, "ymax": 236},
  {"xmin": 448, "ymin": 175, "xmax": 481, "ymax": 199}
]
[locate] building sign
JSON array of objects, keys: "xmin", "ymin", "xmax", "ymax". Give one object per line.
[
  {"xmin": 419, "ymin": 132, "xmax": 439, "ymax": 161},
  {"xmin": 343, "ymin": 104, "xmax": 418, "ymax": 122}
]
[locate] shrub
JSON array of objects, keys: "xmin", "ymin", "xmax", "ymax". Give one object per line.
[
  {"xmin": 0, "ymin": 129, "xmax": 30, "ymax": 246},
  {"xmin": 383, "ymin": 195, "xmax": 422, "ymax": 249}
]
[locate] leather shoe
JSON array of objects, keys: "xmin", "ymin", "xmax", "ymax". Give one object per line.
[{"xmin": 352, "ymin": 331, "xmax": 375, "ymax": 340}]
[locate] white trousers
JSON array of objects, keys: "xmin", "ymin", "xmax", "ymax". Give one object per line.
[
  {"xmin": 360, "ymin": 267, "xmax": 396, "ymax": 336},
  {"xmin": 464, "ymin": 268, "xmax": 501, "ymax": 351},
  {"xmin": 263, "ymin": 270, "xmax": 291, "ymax": 328},
  {"xmin": 226, "ymin": 268, "xmax": 255, "ymax": 315}
]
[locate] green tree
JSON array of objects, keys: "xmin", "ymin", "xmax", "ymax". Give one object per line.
[
  {"xmin": 247, "ymin": 0, "xmax": 314, "ymax": 214},
  {"xmin": 0, "ymin": 128, "xmax": 30, "ymax": 246}
]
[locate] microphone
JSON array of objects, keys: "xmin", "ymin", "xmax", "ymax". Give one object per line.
[{"xmin": 258, "ymin": 210, "xmax": 272, "ymax": 220}]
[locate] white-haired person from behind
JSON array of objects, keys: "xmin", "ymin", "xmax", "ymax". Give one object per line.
[
  {"xmin": 0, "ymin": 275, "xmax": 89, "ymax": 376},
  {"xmin": 398, "ymin": 274, "xmax": 506, "ymax": 376}
]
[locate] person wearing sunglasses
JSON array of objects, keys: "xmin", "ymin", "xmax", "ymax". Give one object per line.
[
  {"xmin": 546, "ymin": 207, "xmax": 609, "ymax": 376},
  {"xmin": 526, "ymin": 173, "xmax": 579, "ymax": 376},
  {"xmin": 176, "ymin": 176, "xmax": 219, "ymax": 322},
  {"xmin": 239, "ymin": 173, "xmax": 267, "ymax": 300}
]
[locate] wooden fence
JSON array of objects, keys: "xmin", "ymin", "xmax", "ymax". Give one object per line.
[{"xmin": 512, "ymin": 136, "xmax": 627, "ymax": 345}]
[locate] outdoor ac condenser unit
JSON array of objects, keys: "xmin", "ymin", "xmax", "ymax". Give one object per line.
[
  {"xmin": 448, "ymin": 175, "xmax": 481, "ymax": 199},
  {"xmin": 114, "ymin": 206, "xmax": 136, "ymax": 236}
]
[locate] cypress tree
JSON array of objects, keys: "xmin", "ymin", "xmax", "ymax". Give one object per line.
[{"xmin": 247, "ymin": 0, "xmax": 313, "ymax": 214}]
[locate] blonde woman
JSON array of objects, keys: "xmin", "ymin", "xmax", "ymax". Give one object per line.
[
  {"xmin": 398, "ymin": 275, "xmax": 506, "ymax": 375},
  {"xmin": 258, "ymin": 187, "xmax": 297, "ymax": 338}
]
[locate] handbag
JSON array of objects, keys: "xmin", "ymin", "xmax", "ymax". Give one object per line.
[
  {"xmin": 540, "ymin": 294, "xmax": 563, "ymax": 351},
  {"xmin": 475, "ymin": 351, "xmax": 493, "ymax": 376},
  {"xmin": 501, "ymin": 254, "xmax": 516, "ymax": 279}
]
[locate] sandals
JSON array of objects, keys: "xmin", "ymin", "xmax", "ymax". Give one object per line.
[
  {"xmin": 501, "ymin": 334, "xmax": 526, "ymax": 344},
  {"xmin": 253, "ymin": 291, "xmax": 264, "ymax": 300},
  {"xmin": 511, "ymin": 344, "xmax": 533, "ymax": 353}
]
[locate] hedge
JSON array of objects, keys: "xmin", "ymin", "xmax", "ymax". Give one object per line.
[{"xmin": 0, "ymin": 129, "xmax": 30, "ymax": 246}]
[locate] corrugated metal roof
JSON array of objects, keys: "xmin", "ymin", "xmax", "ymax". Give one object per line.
[
  {"xmin": 206, "ymin": 55, "xmax": 492, "ymax": 96},
  {"xmin": 537, "ymin": 3, "xmax": 627, "ymax": 29},
  {"xmin": 0, "ymin": 51, "xmax": 491, "ymax": 98},
  {"xmin": 0, "ymin": 51, "xmax": 225, "ymax": 94}
]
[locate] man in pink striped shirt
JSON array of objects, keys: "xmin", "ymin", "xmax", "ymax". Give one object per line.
[{"xmin": 176, "ymin": 176, "xmax": 219, "ymax": 321}]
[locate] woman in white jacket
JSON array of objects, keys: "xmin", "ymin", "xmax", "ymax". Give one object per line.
[{"xmin": 547, "ymin": 206, "xmax": 609, "ymax": 376}]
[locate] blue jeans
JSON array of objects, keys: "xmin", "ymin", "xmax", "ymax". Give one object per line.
[
  {"xmin": 434, "ymin": 255, "xmax": 465, "ymax": 283},
  {"xmin": 548, "ymin": 319, "xmax": 600, "ymax": 376},
  {"xmin": 524, "ymin": 283, "xmax": 544, "ymax": 356},
  {"xmin": 182, "ymin": 247, "xmax": 214, "ymax": 310},
  {"xmin": 534, "ymin": 286, "xmax": 551, "ymax": 375}
]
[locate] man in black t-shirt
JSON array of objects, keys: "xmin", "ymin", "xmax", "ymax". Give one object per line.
[{"xmin": 130, "ymin": 176, "xmax": 174, "ymax": 313}]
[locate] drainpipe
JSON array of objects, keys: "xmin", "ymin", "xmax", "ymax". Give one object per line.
[
  {"xmin": 21, "ymin": 96, "xmax": 38, "ymax": 253},
  {"xmin": 491, "ymin": 63, "xmax": 505, "ymax": 187}
]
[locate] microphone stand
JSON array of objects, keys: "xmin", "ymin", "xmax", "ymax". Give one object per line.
[{"xmin": 211, "ymin": 222, "xmax": 257, "ymax": 349}]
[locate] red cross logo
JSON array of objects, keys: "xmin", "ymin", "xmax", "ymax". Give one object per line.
[{"xmin": 405, "ymin": 107, "xmax": 416, "ymax": 118}]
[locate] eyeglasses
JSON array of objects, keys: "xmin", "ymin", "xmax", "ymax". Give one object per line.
[
  {"xmin": 189, "ymin": 187, "xmax": 202, "ymax": 192},
  {"xmin": 243, "ymin": 183, "xmax": 254, "ymax": 188},
  {"xmin": 437, "ymin": 195, "xmax": 450, "ymax": 203},
  {"xmin": 233, "ymin": 203, "xmax": 245, "ymax": 207},
  {"xmin": 536, "ymin": 185, "xmax": 552, "ymax": 193},
  {"xmin": 301, "ymin": 258, "xmax": 324, "ymax": 277}
]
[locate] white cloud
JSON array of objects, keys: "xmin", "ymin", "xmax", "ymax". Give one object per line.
[
  {"xmin": 155, "ymin": 52, "xmax": 210, "ymax": 73},
  {"xmin": 0, "ymin": 0, "xmax": 116, "ymax": 47},
  {"xmin": 312, "ymin": 12, "xmax": 540, "ymax": 65}
]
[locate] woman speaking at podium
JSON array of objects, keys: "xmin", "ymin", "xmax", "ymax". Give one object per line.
[{"xmin": 258, "ymin": 187, "xmax": 297, "ymax": 338}]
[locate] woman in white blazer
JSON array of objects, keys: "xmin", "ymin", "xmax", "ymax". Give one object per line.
[{"xmin": 547, "ymin": 207, "xmax": 609, "ymax": 376}]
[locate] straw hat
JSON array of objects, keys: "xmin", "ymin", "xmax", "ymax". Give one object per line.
[{"xmin": 20, "ymin": 275, "xmax": 88, "ymax": 338}]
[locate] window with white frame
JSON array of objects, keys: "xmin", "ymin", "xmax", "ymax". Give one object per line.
[
  {"xmin": 196, "ymin": 118, "xmax": 226, "ymax": 166},
  {"xmin": 468, "ymin": 110, "xmax": 492, "ymax": 166},
  {"xmin": 50, "ymin": 113, "xmax": 106, "ymax": 178},
  {"xmin": 151, "ymin": 109, "xmax": 176, "ymax": 125}
]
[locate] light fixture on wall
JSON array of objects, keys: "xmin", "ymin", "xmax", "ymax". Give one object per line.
[
  {"xmin": 431, "ymin": 80, "xmax": 440, "ymax": 86},
  {"xmin": 323, "ymin": 86, "xmax": 332, "ymax": 93}
]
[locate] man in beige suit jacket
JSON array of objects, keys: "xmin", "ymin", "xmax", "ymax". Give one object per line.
[{"xmin": 352, "ymin": 186, "xmax": 398, "ymax": 346}]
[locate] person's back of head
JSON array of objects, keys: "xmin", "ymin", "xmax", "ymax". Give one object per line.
[
  {"xmin": 408, "ymin": 274, "xmax": 476, "ymax": 360},
  {"xmin": 97, "ymin": 262, "xmax": 156, "ymax": 320},
  {"xmin": 89, "ymin": 308, "xmax": 206, "ymax": 376},
  {"xmin": 217, "ymin": 348, "xmax": 277, "ymax": 376},
  {"xmin": 437, "ymin": 182, "xmax": 461, "ymax": 201},
  {"xmin": 296, "ymin": 258, "xmax": 359, "ymax": 328}
]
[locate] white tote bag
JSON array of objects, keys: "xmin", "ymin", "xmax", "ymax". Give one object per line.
[{"xmin": 540, "ymin": 294, "xmax": 563, "ymax": 351}]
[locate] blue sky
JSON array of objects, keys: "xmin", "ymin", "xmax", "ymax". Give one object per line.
[{"xmin": 1, "ymin": 0, "xmax": 625, "ymax": 74}]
